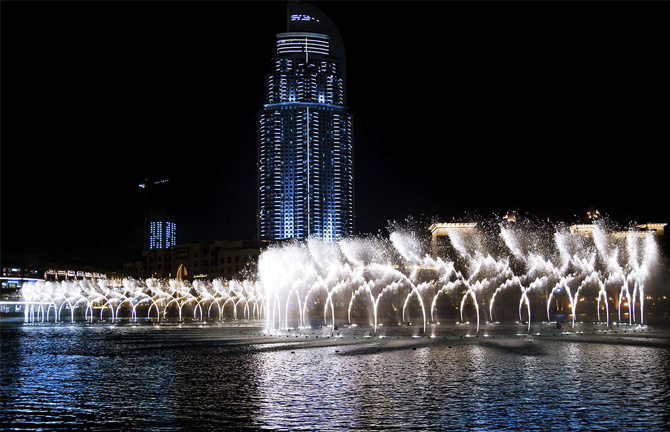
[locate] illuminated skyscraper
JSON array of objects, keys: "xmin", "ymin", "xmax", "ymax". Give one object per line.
[
  {"xmin": 258, "ymin": 3, "xmax": 354, "ymax": 243},
  {"xmin": 139, "ymin": 179, "xmax": 177, "ymax": 250}
]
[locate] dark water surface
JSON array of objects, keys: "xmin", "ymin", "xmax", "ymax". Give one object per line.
[{"xmin": 2, "ymin": 321, "xmax": 670, "ymax": 431}]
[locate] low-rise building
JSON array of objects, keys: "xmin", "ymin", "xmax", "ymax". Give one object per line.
[{"xmin": 124, "ymin": 239, "xmax": 262, "ymax": 280}]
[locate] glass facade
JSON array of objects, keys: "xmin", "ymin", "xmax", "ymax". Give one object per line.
[{"xmin": 259, "ymin": 22, "xmax": 354, "ymax": 243}]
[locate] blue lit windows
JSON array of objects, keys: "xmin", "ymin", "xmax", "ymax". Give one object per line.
[
  {"xmin": 149, "ymin": 220, "xmax": 177, "ymax": 250},
  {"xmin": 259, "ymin": 29, "xmax": 353, "ymax": 242}
]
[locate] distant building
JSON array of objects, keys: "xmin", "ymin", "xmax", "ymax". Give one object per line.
[
  {"xmin": 572, "ymin": 222, "xmax": 667, "ymax": 239},
  {"xmin": 1, "ymin": 254, "xmax": 109, "ymax": 311},
  {"xmin": 139, "ymin": 179, "xmax": 177, "ymax": 250},
  {"xmin": 258, "ymin": 3, "xmax": 354, "ymax": 243},
  {"xmin": 124, "ymin": 239, "xmax": 263, "ymax": 281},
  {"xmin": 429, "ymin": 223, "xmax": 477, "ymax": 260},
  {"xmin": 569, "ymin": 206, "xmax": 667, "ymax": 239},
  {"xmin": 148, "ymin": 210, "xmax": 177, "ymax": 250},
  {"xmin": 1, "ymin": 255, "xmax": 41, "ymax": 303}
]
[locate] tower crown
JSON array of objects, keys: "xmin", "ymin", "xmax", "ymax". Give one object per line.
[{"xmin": 277, "ymin": 32, "xmax": 329, "ymax": 56}]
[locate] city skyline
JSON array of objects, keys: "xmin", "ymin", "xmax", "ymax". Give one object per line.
[{"xmin": 2, "ymin": 2, "xmax": 668, "ymax": 269}]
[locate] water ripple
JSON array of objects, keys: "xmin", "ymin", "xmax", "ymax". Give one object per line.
[{"xmin": 2, "ymin": 323, "xmax": 669, "ymax": 431}]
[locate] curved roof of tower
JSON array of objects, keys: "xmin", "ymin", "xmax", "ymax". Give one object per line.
[{"xmin": 285, "ymin": 2, "xmax": 346, "ymax": 68}]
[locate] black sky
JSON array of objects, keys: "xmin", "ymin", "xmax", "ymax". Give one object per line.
[{"xmin": 2, "ymin": 1, "xmax": 668, "ymax": 270}]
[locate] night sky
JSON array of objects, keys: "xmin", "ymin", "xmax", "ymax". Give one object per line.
[{"xmin": 2, "ymin": 1, "xmax": 668, "ymax": 270}]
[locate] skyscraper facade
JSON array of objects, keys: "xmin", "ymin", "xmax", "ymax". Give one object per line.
[
  {"xmin": 148, "ymin": 211, "xmax": 177, "ymax": 250},
  {"xmin": 258, "ymin": 4, "xmax": 353, "ymax": 243},
  {"xmin": 139, "ymin": 179, "xmax": 177, "ymax": 250}
]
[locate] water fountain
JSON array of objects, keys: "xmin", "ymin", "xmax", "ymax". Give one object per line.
[
  {"xmin": 19, "ymin": 217, "xmax": 664, "ymax": 334},
  {"xmin": 19, "ymin": 277, "xmax": 265, "ymax": 324}
]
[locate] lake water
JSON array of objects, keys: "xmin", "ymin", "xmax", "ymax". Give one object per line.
[{"xmin": 2, "ymin": 320, "xmax": 669, "ymax": 431}]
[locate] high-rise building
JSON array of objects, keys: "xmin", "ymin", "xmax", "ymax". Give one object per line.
[
  {"xmin": 139, "ymin": 179, "xmax": 177, "ymax": 250},
  {"xmin": 258, "ymin": 3, "xmax": 354, "ymax": 243}
]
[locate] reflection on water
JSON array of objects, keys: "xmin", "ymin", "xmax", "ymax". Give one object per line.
[{"xmin": 1, "ymin": 322, "xmax": 669, "ymax": 431}]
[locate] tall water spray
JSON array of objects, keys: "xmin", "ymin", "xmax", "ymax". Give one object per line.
[{"xmin": 20, "ymin": 218, "xmax": 664, "ymax": 333}]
